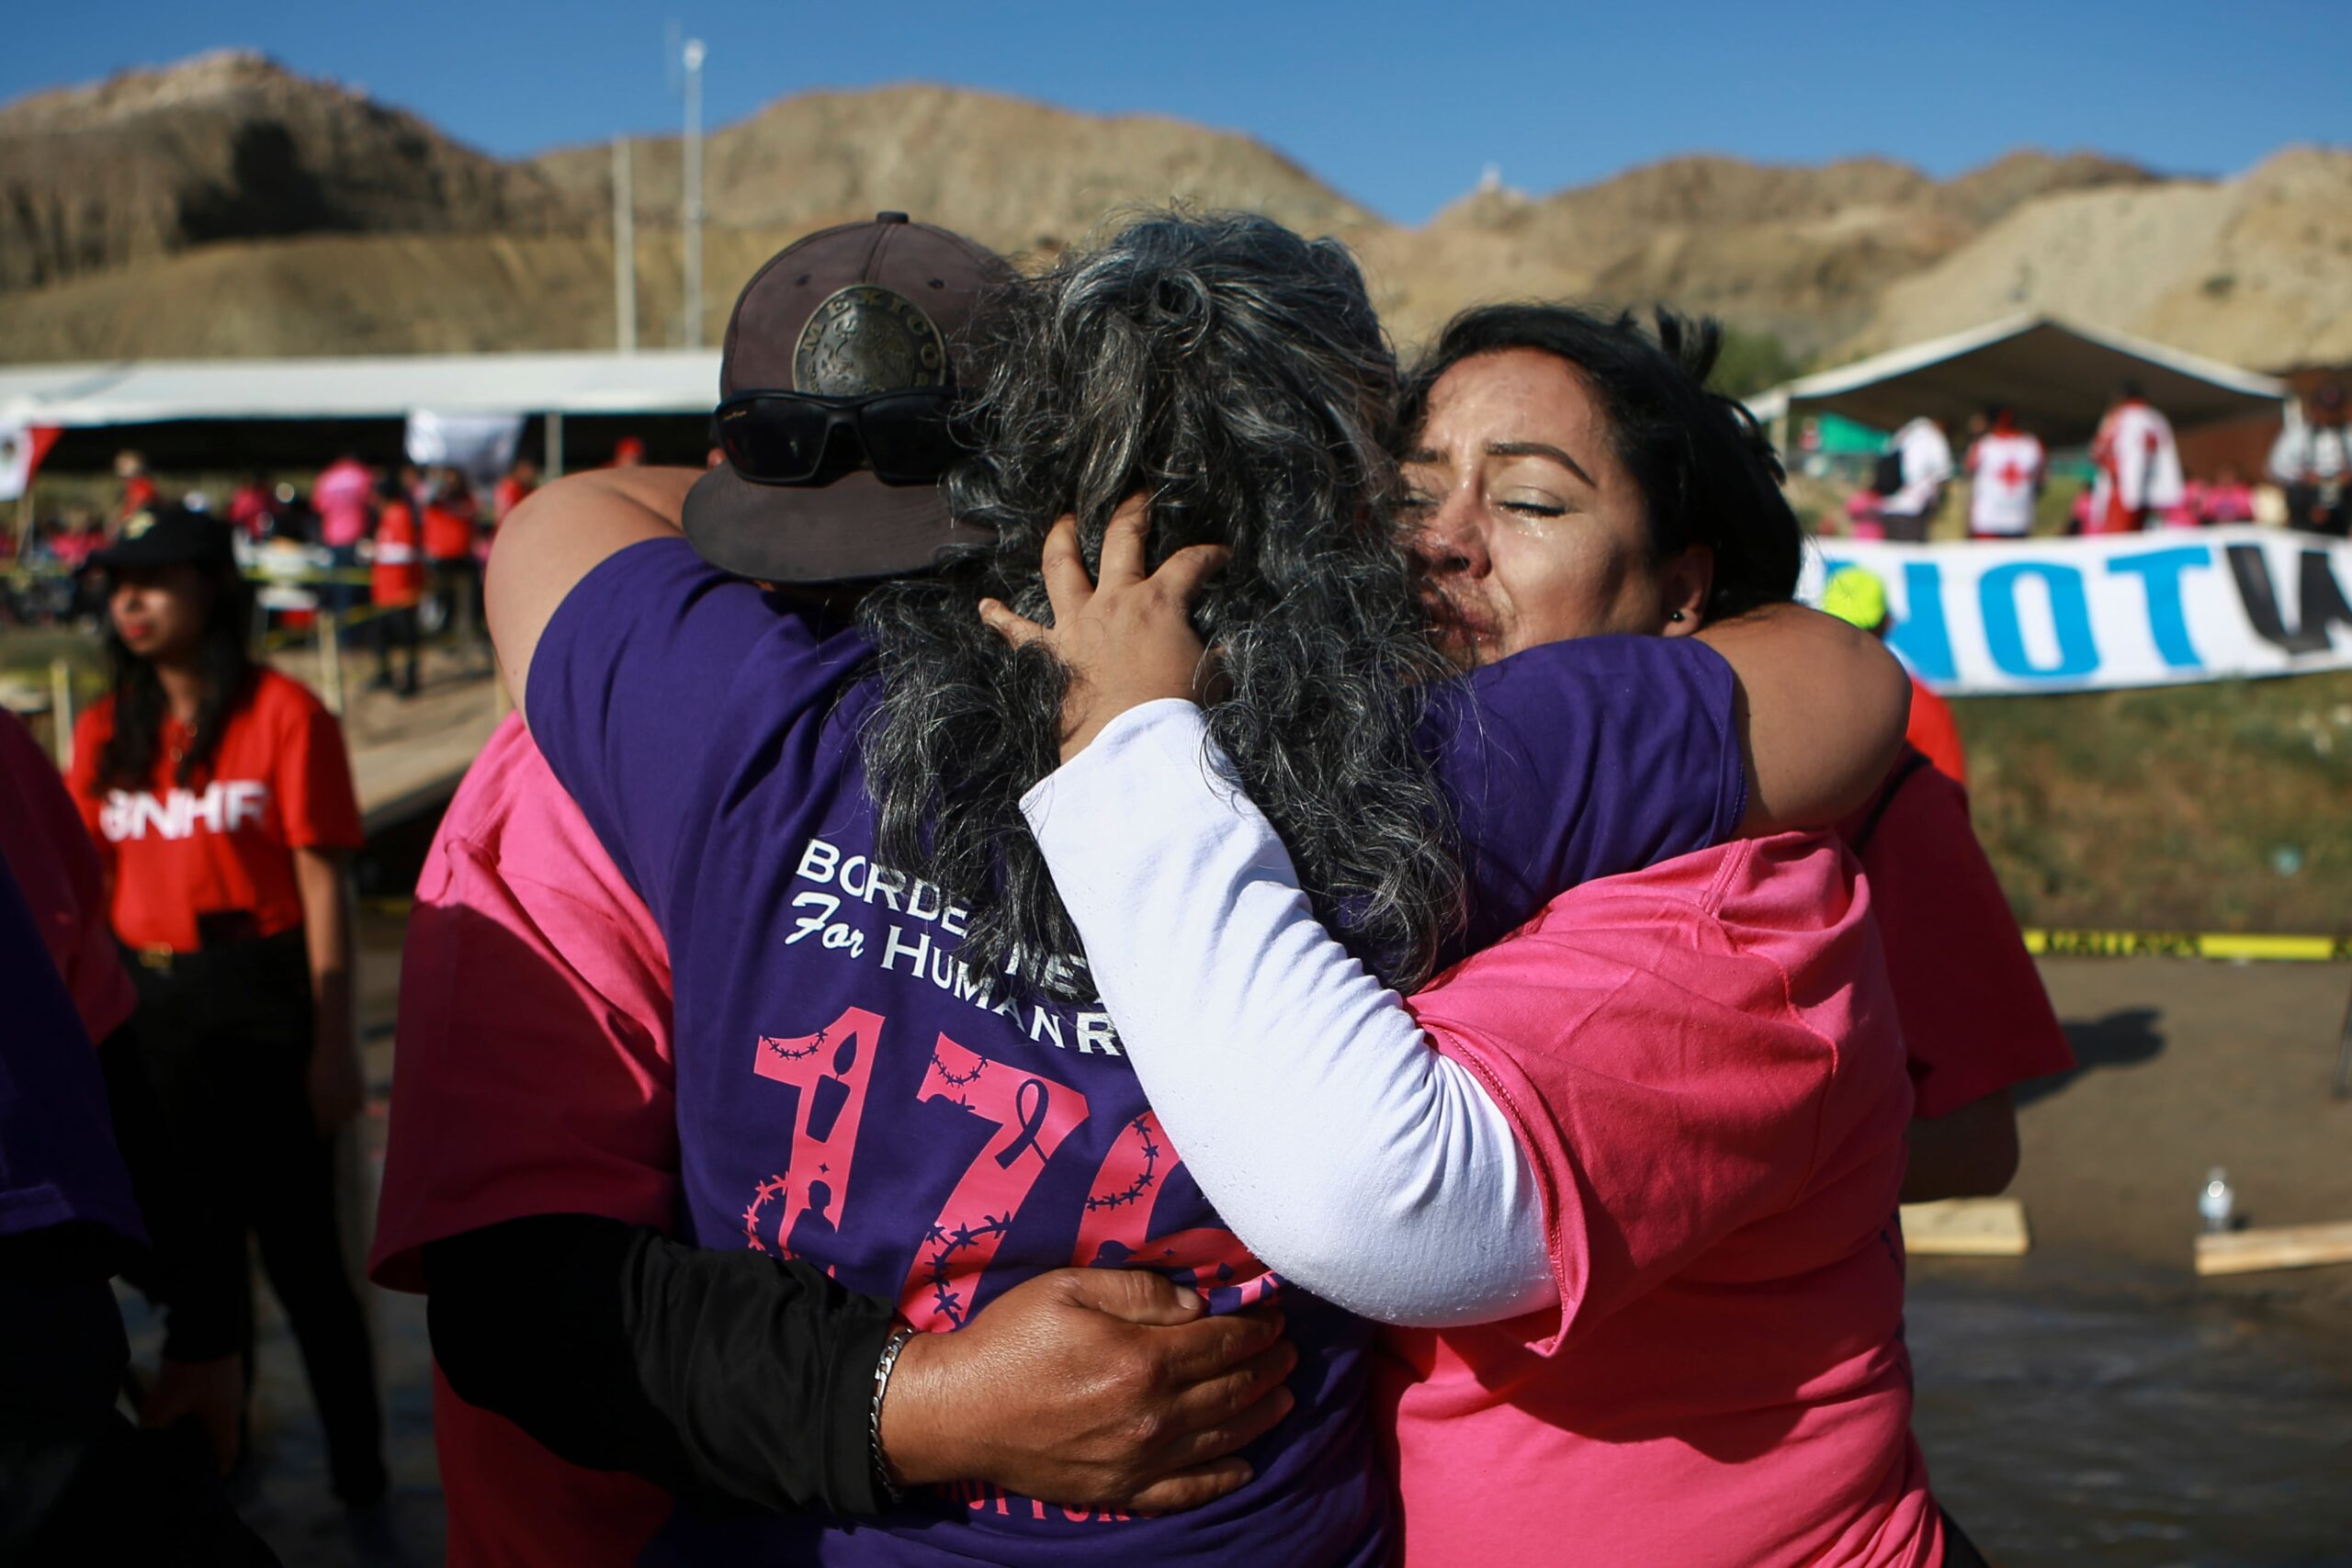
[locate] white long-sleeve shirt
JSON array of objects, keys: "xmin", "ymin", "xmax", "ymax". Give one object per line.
[{"xmin": 1023, "ymin": 700, "xmax": 1554, "ymax": 1327}]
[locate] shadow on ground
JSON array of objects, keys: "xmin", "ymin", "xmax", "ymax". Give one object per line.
[{"xmin": 2014, "ymin": 1007, "xmax": 2168, "ymax": 1108}]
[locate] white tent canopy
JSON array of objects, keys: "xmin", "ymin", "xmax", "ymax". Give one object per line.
[
  {"xmin": 1749, "ymin": 315, "xmax": 2286, "ymax": 448},
  {"xmin": 0, "ymin": 349, "xmax": 723, "ymax": 428}
]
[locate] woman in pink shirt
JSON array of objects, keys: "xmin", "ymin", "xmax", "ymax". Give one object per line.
[{"xmin": 999, "ymin": 307, "xmax": 1961, "ymax": 1566}]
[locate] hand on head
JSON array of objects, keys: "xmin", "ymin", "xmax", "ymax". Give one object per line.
[{"xmin": 978, "ymin": 495, "xmax": 1230, "ymax": 764}]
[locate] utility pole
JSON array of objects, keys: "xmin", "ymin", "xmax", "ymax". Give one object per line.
[
  {"xmin": 681, "ymin": 37, "xmax": 707, "ymax": 348},
  {"xmin": 613, "ymin": 136, "xmax": 637, "ymax": 354}
]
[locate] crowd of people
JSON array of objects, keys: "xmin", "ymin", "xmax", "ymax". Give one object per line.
[
  {"xmin": 8, "ymin": 209, "xmax": 2099, "ymax": 1565},
  {"xmin": 0, "ymin": 450, "xmax": 558, "ymax": 677},
  {"xmin": 1839, "ymin": 378, "xmax": 2351, "ymax": 541}
]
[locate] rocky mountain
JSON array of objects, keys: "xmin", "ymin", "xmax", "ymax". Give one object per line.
[
  {"xmin": 0, "ymin": 51, "xmax": 2341, "ymax": 376},
  {"xmin": 0, "ymin": 50, "xmax": 583, "ymax": 292},
  {"xmin": 1361, "ymin": 151, "xmax": 2156, "ymax": 354},
  {"xmin": 1856, "ymin": 146, "xmax": 2352, "ymax": 370}
]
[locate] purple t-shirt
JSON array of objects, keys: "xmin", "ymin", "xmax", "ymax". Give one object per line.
[
  {"xmin": 0, "ymin": 853, "xmax": 144, "ymax": 1251},
  {"xmin": 528, "ymin": 538, "xmax": 1741, "ymax": 1567}
]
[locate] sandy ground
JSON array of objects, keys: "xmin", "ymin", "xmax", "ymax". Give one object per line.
[
  {"xmin": 136, "ymin": 938, "xmax": 2352, "ymax": 1565},
  {"xmin": 2015, "ymin": 955, "xmax": 2352, "ymax": 1317}
]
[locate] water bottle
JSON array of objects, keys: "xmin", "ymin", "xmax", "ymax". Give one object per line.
[{"xmin": 2199, "ymin": 1168, "xmax": 2235, "ymax": 1235}]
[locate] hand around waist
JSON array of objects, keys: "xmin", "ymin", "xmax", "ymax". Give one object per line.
[{"xmin": 878, "ymin": 1266, "xmax": 1295, "ymax": 1517}]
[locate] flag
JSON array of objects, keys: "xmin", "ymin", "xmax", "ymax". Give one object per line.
[
  {"xmin": 405, "ymin": 410, "xmax": 524, "ymax": 491},
  {"xmin": 0, "ymin": 423, "xmax": 61, "ymax": 502}
]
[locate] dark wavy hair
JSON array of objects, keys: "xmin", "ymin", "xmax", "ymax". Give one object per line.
[
  {"xmin": 857, "ymin": 210, "xmax": 1463, "ymax": 1000},
  {"xmin": 1400, "ymin": 303, "xmax": 1803, "ymax": 621},
  {"xmin": 98, "ymin": 548, "xmax": 258, "ymax": 792}
]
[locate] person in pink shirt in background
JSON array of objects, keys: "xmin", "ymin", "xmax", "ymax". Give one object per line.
[
  {"xmin": 2201, "ymin": 466, "xmax": 2256, "ymax": 525},
  {"xmin": 311, "ymin": 454, "xmax": 377, "ymax": 621},
  {"xmin": 0, "ymin": 708, "xmax": 138, "ymax": 1051},
  {"xmin": 0, "ymin": 706, "xmax": 251, "ymax": 1474},
  {"xmin": 310, "ymin": 456, "xmax": 375, "ymax": 552},
  {"xmin": 2161, "ymin": 479, "xmax": 2206, "ymax": 529}
]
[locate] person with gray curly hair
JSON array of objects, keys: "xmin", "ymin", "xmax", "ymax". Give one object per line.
[
  {"xmin": 858, "ymin": 211, "xmax": 1460, "ymax": 997},
  {"xmin": 484, "ymin": 209, "xmax": 1903, "ymax": 1565}
]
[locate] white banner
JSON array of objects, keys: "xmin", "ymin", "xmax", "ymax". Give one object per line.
[
  {"xmin": 404, "ymin": 410, "xmax": 525, "ymax": 491},
  {"xmin": 1800, "ymin": 526, "xmax": 2352, "ymax": 695}
]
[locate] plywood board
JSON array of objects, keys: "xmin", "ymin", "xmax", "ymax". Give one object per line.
[
  {"xmin": 1899, "ymin": 1198, "xmax": 2030, "ymax": 1257},
  {"xmin": 2195, "ymin": 1220, "xmax": 2352, "ymax": 1277}
]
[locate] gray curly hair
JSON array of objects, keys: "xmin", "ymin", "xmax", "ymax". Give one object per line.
[{"xmin": 855, "ymin": 209, "xmax": 1463, "ymax": 1000}]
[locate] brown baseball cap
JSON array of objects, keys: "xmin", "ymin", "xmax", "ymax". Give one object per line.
[{"xmin": 683, "ymin": 213, "xmax": 1012, "ymax": 583}]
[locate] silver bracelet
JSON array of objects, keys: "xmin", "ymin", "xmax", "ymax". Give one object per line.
[{"xmin": 868, "ymin": 1325, "xmax": 919, "ymax": 1507}]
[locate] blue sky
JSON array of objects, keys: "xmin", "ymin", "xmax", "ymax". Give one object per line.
[{"xmin": 10, "ymin": 1, "xmax": 2346, "ymax": 223}]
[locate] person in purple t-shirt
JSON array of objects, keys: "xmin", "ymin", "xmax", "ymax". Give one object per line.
[{"xmin": 487, "ymin": 212, "xmax": 1902, "ymax": 1566}]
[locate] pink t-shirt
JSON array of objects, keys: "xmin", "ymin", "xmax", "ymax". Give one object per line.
[
  {"xmin": 368, "ymin": 715, "xmax": 673, "ymax": 1563},
  {"xmin": 311, "ymin": 458, "xmax": 377, "ymax": 550},
  {"xmin": 0, "ymin": 707, "xmax": 138, "ymax": 1043},
  {"xmin": 1380, "ymin": 833, "xmax": 1941, "ymax": 1568}
]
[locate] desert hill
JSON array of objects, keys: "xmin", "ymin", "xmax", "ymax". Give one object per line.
[
  {"xmin": 1362, "ymin": 151, "xmax": 2156, "ymax": 354},
  {"xmin": 1, "ymin": 51, "xmax": 2344, "ymax": 378},
  {"xmin": 0, "ymin": 51, "xmax": 582, "ymax": 293},
  {"xmin": 530, "ymin": 83, "xmax": 1379, "ymax": 258},
  {"xmin": 1856, "ymin": 146, "xmax": 2352, "ymax": 370}
]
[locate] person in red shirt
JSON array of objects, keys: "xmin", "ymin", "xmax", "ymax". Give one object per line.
[
  {"xmin": 225, "ymin": 472, "xmax": 281, "ymax": 543},
  {"xmin": 422, "ymin": 467, "xmax": 484, "ymax": 656},
  {"xmin": 64, "ymin": 505, "xmax": 386, "ymax": 1509},
  {"xmin": 368, "ymin": 472, "xmax": 424, "ymax": 697},
  {"xmin": 1812, "ymin": 571, "xmax": 2070, "ymax": 1195},
  {"xmin": 1837, "ymin": 750, "xmax": 2074, "ymax": 1201},
  {"xmin": 492, "ymin": 456, "xmax": 538, "ymax": 527},
  {"xmin": 1822, "ymin": 563, "xmax": 1968, "ymax": 786}
]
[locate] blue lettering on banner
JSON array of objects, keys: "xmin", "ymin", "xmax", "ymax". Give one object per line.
[
  {"xmin": 1980, "ymin": 562, "xmax": 2098, "ymax": 680},
  {"xmin": 2107, "ymin": 545, "xmax": 2212, "ymax": 671},
  {"xmin": 1825, "ymin": 558, "xmax": 1956, "ymax": 682}
]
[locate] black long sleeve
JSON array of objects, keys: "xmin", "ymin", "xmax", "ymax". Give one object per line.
[{"xmin": 422, "ymin": 1213, "xmax": 899, "ymax": 1517}]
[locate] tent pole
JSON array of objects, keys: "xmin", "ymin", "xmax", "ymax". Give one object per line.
[{"xmin": 614, "ymin": 137, "xmax": 638, "ymax": 355}]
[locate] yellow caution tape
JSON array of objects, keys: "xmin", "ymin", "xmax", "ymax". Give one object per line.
[{"xmin": 2024, "ymin": 930, "xmax": 2352, "ymax": 962}]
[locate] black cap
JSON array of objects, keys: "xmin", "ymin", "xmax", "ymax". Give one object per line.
[
  {"xmin": 92, "ymin": 505, "xmax": 234, "ymax": 572},
  {"xmin": 682, "ymin": 214, "xmax": 1014, "ymax": 583}
]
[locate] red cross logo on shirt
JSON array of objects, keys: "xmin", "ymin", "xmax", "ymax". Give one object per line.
[{"xmin": 1997, "ymin": 459, "xmax": 2029, "ymax": 487}]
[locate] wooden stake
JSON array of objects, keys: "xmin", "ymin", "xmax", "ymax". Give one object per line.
[
  {"xmin": 2195, "ymin": 1220, "xmax": 2352, "ymax": 1277},
  {"xmin": 318, "ymin": 609, "xmax": 345, "ymax": 715},
  {"xmin": 48, "ymin": 657, "xmax": 74, "ymax": 766},
  {"xmin": 1899, "ymin": 1197, "xmax": 2030, "ymax": 1257}
]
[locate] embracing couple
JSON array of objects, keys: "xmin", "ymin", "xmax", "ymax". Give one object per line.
[{"xmin": 374, "ymin": 209, "xmax": 2055, "ymax": 1566}]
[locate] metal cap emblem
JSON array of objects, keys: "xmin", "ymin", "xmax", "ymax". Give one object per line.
[{"xmin": 793, "ymin": 284, "xmax": 948, "ymax": 397}]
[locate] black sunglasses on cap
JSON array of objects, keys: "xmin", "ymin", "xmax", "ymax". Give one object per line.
[{"xmin": 712, "ymin": 389, "xmax": 963, "ymax": 487}]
